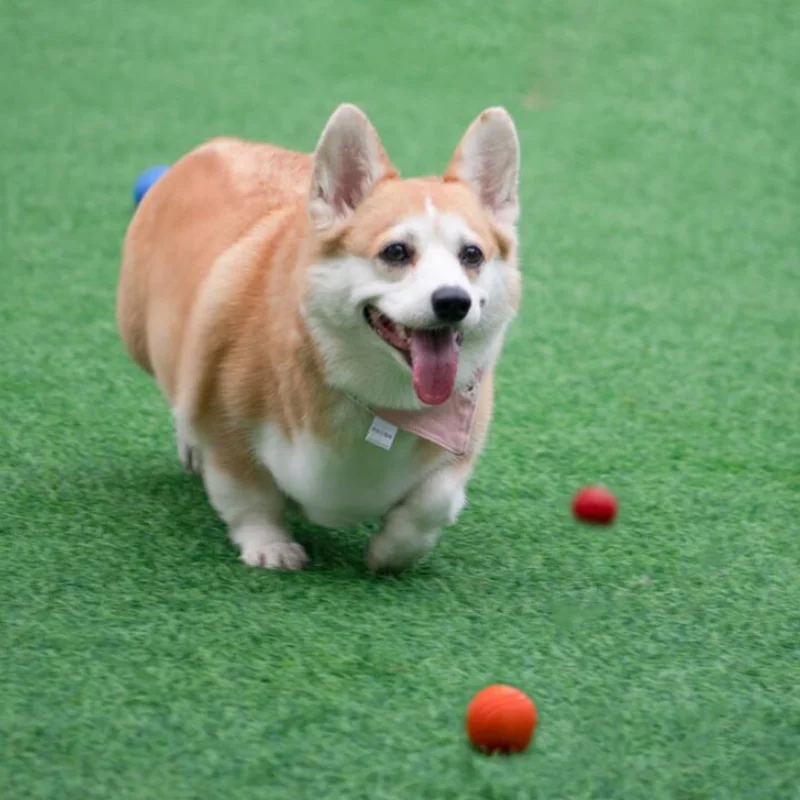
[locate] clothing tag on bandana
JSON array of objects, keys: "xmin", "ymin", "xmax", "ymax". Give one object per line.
[
  {"xmin": 367, "ymin": 371, "xmax": 484, "ymax": 456},
  {"xmin": 365, "ymin": 416, "xmax": 399, "ymax": 450}
]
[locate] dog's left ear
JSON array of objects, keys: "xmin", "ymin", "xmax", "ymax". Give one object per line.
[
  {"xmin": 445, "ymin": 108, "xmax": 520, "ymax": 227},
  {"xmin": 309, "ymin": 104, "xmax": 397, "ymax": 231}
]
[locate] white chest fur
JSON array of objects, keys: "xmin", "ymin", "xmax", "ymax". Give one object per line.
[{"xmin": 255, "ymin": 416, "xmax": 439, "ymax": 529}]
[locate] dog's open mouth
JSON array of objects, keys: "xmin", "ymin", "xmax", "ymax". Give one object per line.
[{"xmin": 365, "ymin": 306, "xmax": 463, "ymax": 406}]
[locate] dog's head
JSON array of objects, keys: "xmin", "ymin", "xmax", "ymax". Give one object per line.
[{"xmin": 303, "ymin": 104, "xmax": 521, "ymax": 410}]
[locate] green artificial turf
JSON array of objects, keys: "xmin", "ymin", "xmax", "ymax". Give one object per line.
[{"xmin": 2, "ymin": 0, "xmax": 799, "ymax": 797}]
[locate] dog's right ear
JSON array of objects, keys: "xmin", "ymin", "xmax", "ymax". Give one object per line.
[
  {"xmin": 308, "ymin": 104, "xmax": 397, "ymax": 232},
  {"xmin": 445, "ymin": 107, "xmax": 520, "ymax": 228}
]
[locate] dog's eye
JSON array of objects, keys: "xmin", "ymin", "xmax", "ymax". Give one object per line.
[
  {"xmin": 380, "ymin": 242, "xmax": 413, "ymax": 265},
  {"xmin": 459, "ymin": 244, "xmax": 484, "ymax": 269}
]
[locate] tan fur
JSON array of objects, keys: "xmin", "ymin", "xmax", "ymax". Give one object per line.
[
  {"xmin": 117, "ymin": 105, "xmax": 520, "ymax": 571},
  {"xmin": 120, "ymin": 139, "xmax": 324, "ymax": 472}
]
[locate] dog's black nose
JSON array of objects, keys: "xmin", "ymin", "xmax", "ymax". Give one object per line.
[{"xmin": 431, "ymin": 286, "xmax": 472, "ymax": 323}]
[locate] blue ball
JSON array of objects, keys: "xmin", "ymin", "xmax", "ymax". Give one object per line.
[{"xmin": 133, "ymin": 164, "xmax": 170, "ymax": 206}]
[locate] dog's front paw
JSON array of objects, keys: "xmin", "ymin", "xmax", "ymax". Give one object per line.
[
  {"xmin": 367, "ymin": 530, "xmax": 435, "ymax": 574},
  {"xmin": 240, "ymin": 540, "xmax": 309, "ymax": 571}
]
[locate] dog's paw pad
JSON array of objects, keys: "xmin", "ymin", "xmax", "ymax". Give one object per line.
[{"xmin": 240, "ymin": 541, "xmax": 309, "ymax": 571}]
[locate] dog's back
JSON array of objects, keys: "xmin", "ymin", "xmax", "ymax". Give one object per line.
[{"xmin": 117, "ymin": 138, "xmax": 311, "ymax": 398}]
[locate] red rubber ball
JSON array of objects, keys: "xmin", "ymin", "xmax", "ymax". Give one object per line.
[
  {"xmin": 572, "ymin": 486, "xmax": 617, "ymax": 525},
  {"xmin": 466, "ymin": 684, "xmax": 538, "ymax": 754}
]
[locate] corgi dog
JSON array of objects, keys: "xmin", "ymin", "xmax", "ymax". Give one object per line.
[{"xmin": 117, "ymin": 104, "xmax": 521, "ymax": 573}]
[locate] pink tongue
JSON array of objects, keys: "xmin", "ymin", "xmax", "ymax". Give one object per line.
[{"xmin": 410, "ymin": 329, "xmax": 459, "ymax": 405}]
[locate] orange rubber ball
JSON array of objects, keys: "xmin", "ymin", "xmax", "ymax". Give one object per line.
[{"xmin": 465, "ymin": 684, "xmax": 538, "ymax": 753}]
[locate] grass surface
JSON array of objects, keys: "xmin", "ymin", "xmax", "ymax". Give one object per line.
[{"xmin": 2, "ymin": 1, "xmax": 800, "ymax": 798}]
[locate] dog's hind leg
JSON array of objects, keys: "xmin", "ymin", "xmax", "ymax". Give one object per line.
[{"xmin": 174, "ymin": 410, "xmax": 203, "ymax": 475}]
